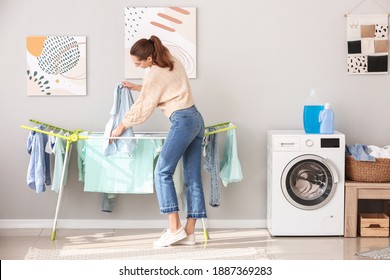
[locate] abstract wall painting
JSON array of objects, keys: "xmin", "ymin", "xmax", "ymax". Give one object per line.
[
  {"xmin": 347, "ymin": 14, "xmax": 388, "ymax": 74},
  {"xmin": 125, "ymin": 7, "xmax": 197, "ymax": 79},
  {"xmin": 26, "ymin": 36, "xmax": 87, "ymax": 96}
]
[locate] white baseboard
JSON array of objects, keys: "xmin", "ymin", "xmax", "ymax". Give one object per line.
[{"xmin": 0, "ymin": 219, "xmax": 266, "ymax": 229}]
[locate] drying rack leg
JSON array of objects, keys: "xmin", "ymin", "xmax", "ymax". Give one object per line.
[
  {"xmin": 51, "ymin": 140, "xmax": 72, "ymax": 241},
  {"xmin": 201, "ymin": 218, "xmax": 209, "ymax": 241}
]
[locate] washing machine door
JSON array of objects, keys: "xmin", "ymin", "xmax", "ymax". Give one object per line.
[{"xmin": 281, "ymin": 154, "xmax": 339, "ymax": 210}]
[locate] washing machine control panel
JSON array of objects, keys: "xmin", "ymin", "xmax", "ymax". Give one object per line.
[
  {"xmin": 270, "ymin": 131, "xmax": 344, "ymax": 152},
  {"xmin": 301, "ymin": 137, "xmax": 341, "ymax": 151}
]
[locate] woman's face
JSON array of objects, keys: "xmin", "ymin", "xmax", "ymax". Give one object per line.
[{"xmin": 131, "ymin": 55, "xmax": 153, "ymax": 69}]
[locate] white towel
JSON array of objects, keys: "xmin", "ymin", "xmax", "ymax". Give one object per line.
[{"xmin": 367, "ymin": 145, "xmax": 390, "ymax": 159}]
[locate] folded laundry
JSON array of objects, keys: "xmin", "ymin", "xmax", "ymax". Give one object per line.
[
  {"xmin": 346, "ymin": 144, "xmax": 390, "ymax": 161},
  {"xmin": 346, "ymin": 144, "xmax": 375, "ymax": 161},
  {"xmin": 367, "ymin": 145, "xmax": 390, "ymax": 159}
]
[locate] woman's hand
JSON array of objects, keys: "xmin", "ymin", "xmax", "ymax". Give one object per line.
[
  {"xmin": 110, "ymin": 123, "xmax": 126, "ymax": 143},
  {"xmin": 122, "ymin": 81, "xmax": 142, "ymax": 92}
]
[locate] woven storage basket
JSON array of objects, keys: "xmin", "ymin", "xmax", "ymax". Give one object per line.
[{"xmin": 345, "ymin": 156, "xmax": 390, "ymax": 182}]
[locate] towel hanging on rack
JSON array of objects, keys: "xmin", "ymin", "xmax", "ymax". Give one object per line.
[
  {"xmin": 83, "ymin": 133, "xmax": 163, "ymax": 194},
  {"xmin": 219, "ymin": 128, "xmax": 243, "ymax": 186}
]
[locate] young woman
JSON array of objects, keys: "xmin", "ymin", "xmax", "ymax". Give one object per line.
[{"xmin": 110, "ymin": 35, "xmax": 207, "ymax": 247}]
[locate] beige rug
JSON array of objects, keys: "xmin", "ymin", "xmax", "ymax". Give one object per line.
[
  {"xmin": 356, "ymin": 247, "xmax": 390, "ymax": 260},
  {"xmin": 25, "ymin": 247, "xmax": 268, "ymax": 260}
]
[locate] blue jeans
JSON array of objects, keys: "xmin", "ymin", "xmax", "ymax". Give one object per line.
[
  {"xmin": 204, "ymin": 132, "xmax": 220, "ymax": 207},
  {"xmin": 154, "ymin": 106, "xmax": 207, "ymax": 219}
]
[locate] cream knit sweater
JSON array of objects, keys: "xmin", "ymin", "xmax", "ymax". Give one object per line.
[{"xmin": 122, "ymin": 57, "xmax": 195, "ymax": 128}]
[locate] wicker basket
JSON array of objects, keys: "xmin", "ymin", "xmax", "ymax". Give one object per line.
[{"xmin": 345, "ymin": 156, "xmax": 390, "ymax": 182}]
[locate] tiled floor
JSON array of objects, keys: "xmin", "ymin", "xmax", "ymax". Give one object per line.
[{"xmin": 1, "ymin": 228, "xmax": 389, "ymax": 260}]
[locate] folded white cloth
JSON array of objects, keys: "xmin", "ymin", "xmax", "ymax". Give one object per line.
[{"xmin": 367, "ymin": 145, "xmax": 390, "ymax": 159}]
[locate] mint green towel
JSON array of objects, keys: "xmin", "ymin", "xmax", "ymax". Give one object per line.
[
  {"xmin": 84, "ymin": 134, "xmax": 162, "ymax": 194},
  {"xmin": 219, "ymin": 128, "xmax": 243, "ymax": 186}
]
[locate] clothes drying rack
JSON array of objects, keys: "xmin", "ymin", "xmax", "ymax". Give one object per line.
[{"xmin": 20, "ymin": 119, "xmax": 237, "ymax": 241}]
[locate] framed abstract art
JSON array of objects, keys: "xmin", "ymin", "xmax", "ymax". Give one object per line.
[
  {"xmin": 125, "ymin": 7, "xmax": 197, "ymax": 79},
  {"xmin": 26, "ymin": 36, "xmax": 87, "ymax": 96}
]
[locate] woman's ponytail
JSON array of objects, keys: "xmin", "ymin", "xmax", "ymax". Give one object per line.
[{"xmin": 130, "ymin": 35, "xmax": 174, "ymax": 71}]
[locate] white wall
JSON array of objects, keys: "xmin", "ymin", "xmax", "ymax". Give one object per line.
[{"xmin": 1, "ymin": 0, "xmax": 390, "ymax": 227}]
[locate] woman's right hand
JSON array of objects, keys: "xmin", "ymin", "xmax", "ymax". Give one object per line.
[{"xmin": 110, "ymin": 123, "xmax": 126, "ymax": 144}]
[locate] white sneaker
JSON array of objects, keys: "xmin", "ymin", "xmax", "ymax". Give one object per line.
[
  {"xmin": 153, "ymin": 227, "xmax": 187, "ymax": 247},
  {"xmin": 173, "ymin": 233, "xmax": 196, "ymax": 245}
]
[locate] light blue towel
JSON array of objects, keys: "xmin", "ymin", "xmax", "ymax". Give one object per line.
[{"xmin": 103, "ymin": 84, "xmax": 136, "ymax": 156}]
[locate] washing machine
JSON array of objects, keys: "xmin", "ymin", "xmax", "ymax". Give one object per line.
[{"xmin": 267, "ymin": 130, "xmax": 345, "ymax": 236}]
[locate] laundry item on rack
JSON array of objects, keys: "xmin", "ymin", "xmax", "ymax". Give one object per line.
[
  {"xmin": 26, "ymin": 125, "xmax": 51, "ymax": 193},
  {"xmin": 219, "ymin": 128, "xmax": 243, "ymax": 186},
  {"xmin": 203, "ymin": 124, "xmax": 243, "ymax": 207},
  {"xmin": 76, "ymin": 131, "xmax": 89, "ymax": 182},
  {"xmin": 101, "ymin": 193, "xmax": 116, "ymax": 212},
  {"xmin": 204, "ymin": 131, "xmax": 221, "ymax": 207},
  {"xmin": 45, "ymin": 132, "xmax": 56, "ymax": 154},
  {"xmin": 84, "ymin": 133, "xmax": 163, "ymax": 194},
  {"xmin": 50, "ymin": 131, "xmax": 71, "ymax": 193},
  {"xmin": 103, "ymin": 84, "xmax": 136, "ymax": 156}
]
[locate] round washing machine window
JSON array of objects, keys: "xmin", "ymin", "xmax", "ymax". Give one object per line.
[{"xmin": 281, "ymin": 154, "xmax": 338, "ymax": 210}]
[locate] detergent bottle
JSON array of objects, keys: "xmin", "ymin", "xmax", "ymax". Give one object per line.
[
  {"xmin": 303, "ymin": 89, "xmax": 324, "ymax": 134},
  {"xmin": 319, "ymin": 103, "xmax": 334, "ymax": 134}
]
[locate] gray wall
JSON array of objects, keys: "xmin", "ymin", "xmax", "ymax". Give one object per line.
[{"xmin": 1, "ymin": 0, "xmax": 390, "ymax": 227}]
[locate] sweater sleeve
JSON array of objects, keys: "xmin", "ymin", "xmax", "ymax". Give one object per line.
[{"xmin": 121, "ymin": 72, "xmax": 161, "ymax": 128}]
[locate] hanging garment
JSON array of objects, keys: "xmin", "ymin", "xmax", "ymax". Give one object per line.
[
  {"xmin": 84, "ymin": 133, "xmax": 163, "ymax": 194},
  {"xmin": 26, "ymin": 125, "xmax": 51, "ymax": 193},
  {"xmin": 90, "ymin": 137, "xmax": 182, "ymax": 213},
  {"xmin": 203, "ymin": 131, "xmax": 221, "ymax": 207},
  {"xmin": 101, "ymin": 193, "xmax": 116, "ymax": 212},
  {"xmin": 76, "ymin": 131, "xmax": 89, "ymax": 182},
  {"xmin": 44, "ymin": 131, "xmax": 56, "ymax": 154},
  {"xmin": 219, "ymin": 128, "xmax": 243, "ymax": 186},
  {"xmin": 51, "ymin": 132, "xmax": 71, "ymax": 193},
  {"xmin": 103, "ymin": 84, "xmax": 136, "ymax": 156}
]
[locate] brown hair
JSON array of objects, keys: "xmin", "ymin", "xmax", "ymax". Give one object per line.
[{"xmin": 130, "ymin": 35, "xmax": 174, "ymax": 71}]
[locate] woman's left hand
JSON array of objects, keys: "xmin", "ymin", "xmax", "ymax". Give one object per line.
[{"xmin": 122, "ymin": 81, "xmax": 142, "ymax": 92}]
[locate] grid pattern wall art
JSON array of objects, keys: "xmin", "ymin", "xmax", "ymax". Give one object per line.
[
  {"xmin": 26, "ymin": 36, "xmax": 87, "ymax": 96},
  {"xmin": 347, "ymin": 14, "xmax": 388, "ymax": 74}
]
